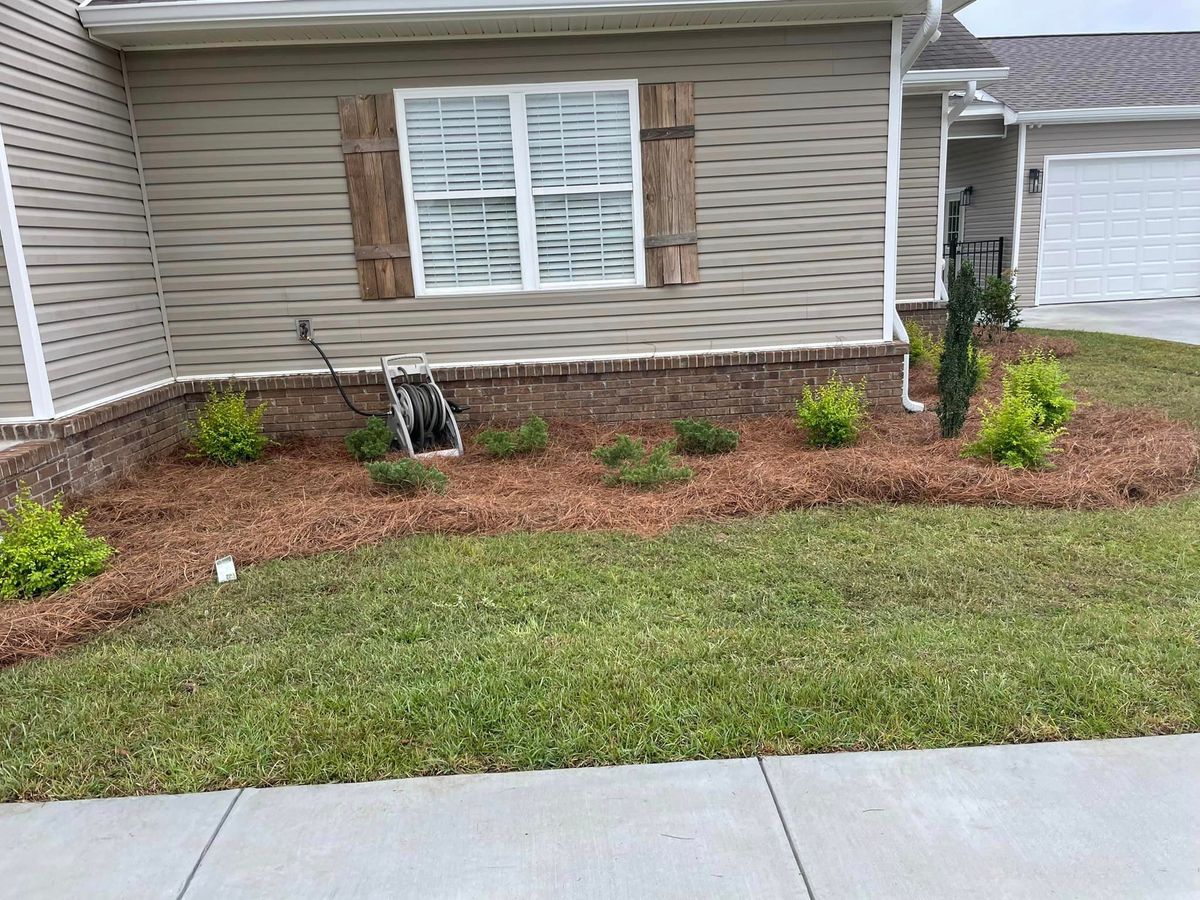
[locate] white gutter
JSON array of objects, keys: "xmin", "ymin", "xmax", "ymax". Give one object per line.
[
  {"xmin": 1013, "ymin": 105, "xmax": 1200, "ymax": 125},
  {"xmin": 946, "ymin": 79, "xmax": 976, "ymax": 123},
  {"xmin": 899, "ymin": 0, "xmax": 941, "ymax": 74},
  {"xmin": 903, "ymin": 66, "xmax": 1007, "ymax": 87}
]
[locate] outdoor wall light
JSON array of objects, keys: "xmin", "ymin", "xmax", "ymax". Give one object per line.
[
  {"xmin": 1028, "ymin": 168, "xmax": 1043, "ymax": 194},
  {"xmin": 961, "ymin": 186, "xmax": 974, "ymax": 207}
]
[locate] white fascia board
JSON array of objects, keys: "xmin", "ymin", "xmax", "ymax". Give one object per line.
[
  {"xmin": 81, "ymin": 0, "xmax": 933, "ymax": 30},
  {"xmin": 902, "ymin": 66, "xmax": 1008, "ymax": 90},
  {"xmin": 1014, "ymin": 105, "xmax": 1200, "ymax": 125}
]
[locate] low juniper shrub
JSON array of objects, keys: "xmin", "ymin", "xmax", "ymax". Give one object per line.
[
  {"xmin": 591, "ymin": 434, "xmax": 646, "ymax": 468},
  {"xmin": 475, "ymin": 416, "xmax": 550, "ymax": 458},
  {"xmin": 1005, "ymin": 350, "xmax": 1076, "ymax": 429},
  {"xmin": 795, "ymin": 374, "xmax": 867, "ymax": 448},
  {"xmin": 600, "ymin": 440, "xmax": 694, "ymax": 489},
  {"xmin": 963, "ymin": 390, "xmax": 1061, "ymax": 469},
  {"xmin": 0, "ymin": 489, "xmax": 113, "ymax": 600},
  {"xmin": 365, "ymin": 458, "xmax": 448, "ymax": 494},
  {"xmin": 189, "ymin": 388, "xmax": 269, "ymax": 465},
  {"xmin": 345, "ymin": 417, "xmax": 393, "ymax": 461},
  {"xmin": 672, "ymin": 418, "xmax": 739, "ymax": 455}
]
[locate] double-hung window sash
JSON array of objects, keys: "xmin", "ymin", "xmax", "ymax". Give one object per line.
[{"xmin": 396, "ymin": 82, "xmax": 643, "ymax": 296}]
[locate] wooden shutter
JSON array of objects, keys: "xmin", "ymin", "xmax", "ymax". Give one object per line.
[
  {"xmin": 337, "ymin": 94, "xmax": 413, "ymax": 299},
  {"xmin": 639, "ymin": 82, "xmax": 700, "ymax": 287}
]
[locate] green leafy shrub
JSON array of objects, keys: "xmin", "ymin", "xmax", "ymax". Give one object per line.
[
  {"xmin": 1005, "ymin": 350, "xmax": 1076, "ymax": 429},
  {"xmin": 345, "ymin": 417, "xmax": 393, "ymax": 461},
  {"xmin": 0, "ymin": 489, "xmax": 112, "ymax": 600},
  {"xmin": 978, "ymin": 272, "xmax": 1022, "ymax": 337},
  {"xmin": 795, "ymin": 374, "xmax": 867, "ymax": 448},
  {"xmin": 475, "ymin": 416, "xmax": 550, "ymax": 458},
  {"xmin": 365, "ymin": 458, "xmax": 448, "ymax": 494},
  {"xmin": 938, "ymin": 261, "xmax": 984, "ymax": 438},
  {"xmin": 601, "ymin": 441, "xmax": 694, "ymax": 489},
  {"xmin": 672, "ymin": 418, "xmax": 738, "ymax": 455},
  {"xmin": 592, "ymin": 434, "xmax": 646, "ymax": 468},
  {"xmin": 907, "ymin": 324, "xmax": 941, "ymax": 367},
  {"xmin": 963, "ymin": 390, "xmax": 1061, "ymax": 469},
  {"xmin": 189, "ymin": 389, "xmax": 269, "ymax": 465}
]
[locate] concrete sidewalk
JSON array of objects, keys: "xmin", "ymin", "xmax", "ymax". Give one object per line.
[
  {"xmin": 3, "ymin": 735, "xmax": 1199, "ymax": 899},
  {"xmin": 1022, "ymin": 297, "xmax": 1200, "ymax": 344}
]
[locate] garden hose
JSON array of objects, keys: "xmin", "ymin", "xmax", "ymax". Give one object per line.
[
  {"xmin": 305, "ymin": 335, "xmax": 389, "ymax": 419},
  {"xmin": 305, "ymin": 335, "xmax": 462, "ymax": 452}
]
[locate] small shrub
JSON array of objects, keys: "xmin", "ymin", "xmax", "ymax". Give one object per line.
[
  {"xmin": 602, "ymin": 441, "xmax": 694, "ymax": 489},
  {"xmin": 907, "ymin": 324, "xmax": 941, "ymax": 367},
  {"xmin": 365, "ymin": 458, "xmax": 448, "ymax": 494},
  {"xmin": 672, "ymin": 418, "xmax": 738, "ymax": 455},
  {"xmin": 963, "ymin": 390, "xmax": 1061, "ymax": 469},
  {"xmin": 795, "ymin": 374, "xmax": 867, "ymax": 448},
  {"xmin": 978, "ymin": 272, "xmax": 1022, "ymax": 337},
  {"xmin": 938, "ymin": 261, "xmax": 984, "ymax": 438},
  {"xmin": 475, "ymin": 416, "xmax": 550, "ymax": 458},
  {"xmin": 345, "ymin": 417, "xmax": 393, "ymax": 461},
  {"xmin": 189, "ymin": 389, "xmax": 269, "ymax": 465},
  {"xmin": 0, "ymin": 489, "xmax": 113, "ymax": 600},
  {"xmin": 592, "ymin": 434, "xmax": 646, "ymax": 468},
  {"xmin": 1005, "ymin": 350, "xmax": 1076, "ymax": 429}
]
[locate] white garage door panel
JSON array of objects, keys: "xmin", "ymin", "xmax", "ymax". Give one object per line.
[{"xmin": 1038, "ymin": 151, "xmax": 1200, "ymax": 304}]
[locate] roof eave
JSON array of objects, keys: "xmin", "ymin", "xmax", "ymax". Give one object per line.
[
  {"xmin": 78, "ymin": 0, "xmax": 976, "ymax": 50},
  {"xmin": 1013, "ymin": 105, "xmax": 1200, "ymax": 124},
  {"xmin": 902, "ymin": 65, "xmax": 1008, "ymax": 93}
]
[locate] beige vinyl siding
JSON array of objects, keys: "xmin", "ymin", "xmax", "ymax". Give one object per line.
[
  {"xmin": 0, "ymin": 0, "xmax": 172, "ymax": 413},
  {"xmin": 945, "ymin": 129, "xmax": 1018, "ymax": 272},
  {"xmin": 0, "ymin": 229, "xmax": 32, "ymax": 419},
  {"xmin": 126, "ymin": 24, "xmax": 893, "ymax": 375},
  {"xmin": 897, "ymin": 94, "xmax": 943, "ymax": 301},
  {"xmin": 1019, "ymin": 119, "xmax": 1200, "ymax": 300}
]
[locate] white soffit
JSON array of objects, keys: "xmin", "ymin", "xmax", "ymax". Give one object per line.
[{"xmin": 78, "ymin": 0, "xmax": 977, "ymax": 50}]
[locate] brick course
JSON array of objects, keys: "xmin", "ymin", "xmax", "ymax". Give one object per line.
[
  {"xmin": 0, "ymin": 342, "xmax": 907, "ymax": 507},
  {"xmin": 898, "ymin": 300, "xmax": 949, "ymax": 335}
]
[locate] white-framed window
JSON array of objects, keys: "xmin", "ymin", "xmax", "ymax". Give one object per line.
[
  {"xmin": 395, "ymin": 80, "xmax": 645, "ymax": 297},
  {"xmin": 945, "ymin": 190, "xmax": 966, "ymax": 243}
]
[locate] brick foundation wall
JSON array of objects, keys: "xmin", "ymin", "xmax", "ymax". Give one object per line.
[
  {"xmin": 898, "ymin": 300, "xmax": 948, "ymax": 335},
  {"xmin": 1, "ymin": 342, "xmax": 906, "ymax": 506}
]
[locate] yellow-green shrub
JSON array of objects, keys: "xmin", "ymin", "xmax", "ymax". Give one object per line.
[
  {"xmin": 0, "ymin": 489, "xmax": 112, "ymax": 600},
  {"xmin": 796, "ymin": 375, "xmax": 867, "ymax": 448},
  {"xmin": 189, "ymin": 389, "xmax": 269, "ymax": 465}
]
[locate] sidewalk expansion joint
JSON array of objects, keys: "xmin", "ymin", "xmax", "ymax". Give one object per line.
[
  {"xmin": 757, "ymin": 757, "xmax": 817, "ymax": 900},
  {"xmin": 177, "ymin": 787, "xmax": 244, "ymax": 900}
]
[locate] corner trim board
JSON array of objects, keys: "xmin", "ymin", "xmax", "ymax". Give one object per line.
[{"xmin": 0, "ymin": 122, "xmax": 54, "ymax": 420}]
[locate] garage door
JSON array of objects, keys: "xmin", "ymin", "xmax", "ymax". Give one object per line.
[{"xmin": 1037, "ymin": 151, "xmax": 1200, "ymax": 304}]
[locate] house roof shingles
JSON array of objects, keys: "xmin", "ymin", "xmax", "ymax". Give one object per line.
[
  {"xmin": 904, "ymin": 14, "xmax": 1002, "ymax": 71},
  {"xmin": 983, "ymin": 32, "xmax": 1200, "ymax": 111}
]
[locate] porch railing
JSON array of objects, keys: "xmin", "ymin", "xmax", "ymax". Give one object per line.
[{"xmin": 943, "ymin": 237, "xmax": 1005, "ymax": 285}]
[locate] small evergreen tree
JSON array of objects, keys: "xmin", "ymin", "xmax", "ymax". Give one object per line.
[{"xmin": 938, "ymin": 261, "xmax": 983, "ymax": 438}]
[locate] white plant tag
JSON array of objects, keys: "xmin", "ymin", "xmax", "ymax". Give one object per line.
[{"xmin": 214, "ymin": 555, "xmax": 238, "ymax": 584}]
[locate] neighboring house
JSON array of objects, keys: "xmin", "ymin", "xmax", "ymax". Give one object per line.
[
  {"xmin": 946, "ymin": 32, "xmax": 1200, "ymax": 306},
  {"xmin": 897, "ymin": 14, "xmax": 1007, "ymax": 311},
  {"xmin": 0, "ymin": 0, "xmax": 972, "ymax": 450}
]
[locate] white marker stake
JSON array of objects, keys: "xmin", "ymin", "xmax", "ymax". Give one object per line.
[{"xmin": 214, "ymin": 556, "xmax": 238, "ymax": 584}]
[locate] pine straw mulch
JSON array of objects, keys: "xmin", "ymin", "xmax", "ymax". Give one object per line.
[{"xmin": 1, "ymin": 331, "xmax": 1196, "ymax": 667}]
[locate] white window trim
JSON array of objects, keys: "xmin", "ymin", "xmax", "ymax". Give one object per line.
[
  {"xmin": 944, "ymin": 186, "xmax": 966, "ymax": 242},
  {"xmin": 394, "ymin": 79, "xmax": 645, "ymax": 299}
]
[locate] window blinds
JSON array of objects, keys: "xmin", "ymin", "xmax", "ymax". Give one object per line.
[{"xmin": 401, "ymin": 84, "xmax": 639, "ymax": 294}]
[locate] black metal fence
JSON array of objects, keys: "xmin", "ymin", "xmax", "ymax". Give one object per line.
[{"xmin": 943, "ymin": 237, "xmax": 1005, "ymax": 285}]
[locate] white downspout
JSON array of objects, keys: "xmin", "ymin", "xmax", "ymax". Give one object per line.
[
  {"xmin": 947, "ymin": 79, "xmax": 977, "ymax": 124},
  {"xmin": 890, "ymin": 0, "xmax": 941, "ymax": 414},
  {"xmin": 934, "ymin": 79, "xmax": 976, "ymax": 305},
  {"xmin": 900, "ymin": 0, "xmax": 943, "ymax": 73}
]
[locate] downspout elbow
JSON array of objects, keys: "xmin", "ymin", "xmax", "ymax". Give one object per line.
[
  {"xmin": 893, "ymin": 316, "xmax": 926, "ymax": 413},
  {"xmin": 947, "ymin": 79, "xmax": 978, "ymax": 124},
  {"xmin": 900, "ymin": 0, "xmax": 942, "ymax": 74}
]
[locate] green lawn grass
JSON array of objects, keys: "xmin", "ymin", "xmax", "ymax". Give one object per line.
[{"xmin": 1, "ymin": 331, "xmax": 1196, "ymax": 801}]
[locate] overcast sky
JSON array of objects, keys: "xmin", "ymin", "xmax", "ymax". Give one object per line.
[{"xmin": 957, "ymin": 0, "xmax": 1200, "ymax": 36}]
